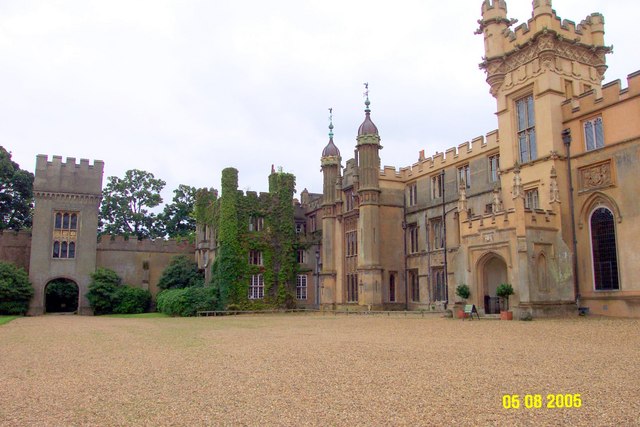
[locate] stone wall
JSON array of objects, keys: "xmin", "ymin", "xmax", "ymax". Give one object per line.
[
  {"xmin": 0, "ymin": 230, "xmax": 32, "ymax": 272},
  {"xmin": 96, "ymin": 236, "xmax": 195, "ymax": 298}
]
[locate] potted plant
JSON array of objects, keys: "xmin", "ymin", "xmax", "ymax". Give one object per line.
[
  {"xmin": 455, "ymin": 284, "xmax": 470, "ymax": 318},
  {"xmin": 496, "ymin": 283, "xmax": 514, "ymax": 320}
]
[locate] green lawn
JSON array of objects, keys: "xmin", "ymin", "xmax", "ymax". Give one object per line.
[
  {"xmin": 103, "ymin": 312, "xmax": 169, "ymax": 319},
  {"xmin": 0, "ymin": 316, "xmax": 18, "ymax": 326}
]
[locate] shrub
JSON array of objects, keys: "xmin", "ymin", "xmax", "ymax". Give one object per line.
[
  {"xmin": 496, "ymin": 283, "xmax": 515, "ymax": 311},
  {"xmin": 0, "ymin": 262, "xmax": 34, "ymax": 315},
  {"xmin": 86, "ymin": 280, "xmax": 120, "ymax": 315},
  {"xmin": 86, "ymin": 268, "xmax": 150, "ymax": 315},
  {"xmin": 113, "ymin": 286, "xmax": 151, "ymax": 314},
  {"xmin": 157, "ymin": 255, "xmax": 204, "ymax": 290},
  {"xmin": 157, "ymin": 286, "xmax": 217, "ymax": 317},
  {"xmin": 455, "ymin": 284, "xmax": 470, "ymax": 300}
]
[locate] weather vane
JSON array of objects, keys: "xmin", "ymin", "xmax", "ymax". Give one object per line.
[{"xmin": 363, "ymin": 82, "xmax": 369, "ymax": 99}]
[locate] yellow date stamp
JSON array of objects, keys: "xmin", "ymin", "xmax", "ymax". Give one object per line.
[{"xmin": 502, "ymin": 394, "xmax": 582, "ymax": 409}]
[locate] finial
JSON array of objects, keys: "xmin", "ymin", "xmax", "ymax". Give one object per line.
[
  {"xmin": 328, "ymin": 107, "xmax": 334, "ymax": 138},
  {"xmin": 363, "ymin": 82, "xmax": 371, "ymax": 112}
]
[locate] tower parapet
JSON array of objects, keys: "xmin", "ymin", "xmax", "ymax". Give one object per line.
[
  {"xmin": 478, "ymin": 2, "xmax": 611, "ymax": 97},
  {"xmin": 34, "ymin": 155, "xmax": 104, "ymax": 196}
]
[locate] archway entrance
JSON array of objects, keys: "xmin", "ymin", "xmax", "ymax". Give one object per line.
[
  {"xmin": 45, "ymin": 279, "xmax": 79, "ymax": 313},
  {"xmin": 480, "ymin": 254, "xmax": 507, "ymax": 314}
]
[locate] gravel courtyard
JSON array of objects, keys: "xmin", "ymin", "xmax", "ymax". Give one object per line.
[{"xmin": 0, "ymin": 314, "xmax": 638, "ymax": 426}]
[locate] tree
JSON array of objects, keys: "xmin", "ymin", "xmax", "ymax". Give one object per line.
[
  {"xmin": 157, "ymin": 255, "xmax": 204, "ymax": 290},
  {"xmin": 100, "ymin": 169, "xmax": 166, "ymax": 240},
  {"xmin": 158, "ymin": 184, "xmax": 197, "ymax": 239},
  {"xmin": 0, "ymin": 146, "xmax": 34, "ymax": 231},
  {"xmin": 0, "ymin": 262, "xmax": 34, "ymax": 315}
]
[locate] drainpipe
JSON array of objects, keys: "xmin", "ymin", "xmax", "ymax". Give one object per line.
[
  {"xmin": 562, "ymin": 129, "xmax": 580, "ymax": 305},
  {"xmin": 441, "ymin": 169, "xmax": 448, "ymax": 309},
  {"xmin": 403, "ymin": 192, "xmax": 409, "ymax": 310}
]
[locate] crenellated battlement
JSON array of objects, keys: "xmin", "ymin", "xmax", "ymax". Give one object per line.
[
  {"xmin": 562, "ymin": 71, "xmax": 640, "ymax": 119},
  {"xmin": 97, "ymin": 235, "xmax": 194, "ymax": 253},
  {"xmin": 380, "ymin": 130, "xmax": 500, "ymax": 181},
  {"xmin": 243, "ymin": 190, "xmax": 271, "ymax": 202},
  {"xmin": 496, "ymin": 11, "xmax": 606, "ymax": 61},
  {"xmin": 34, "ymin": 154, "xmax": 104, "ymax": 196},
  {"xmin": 481, "ymin": 0, "xmax": 507, "ymax": 16}
]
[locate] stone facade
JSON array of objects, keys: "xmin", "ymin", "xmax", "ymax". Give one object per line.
[
  {"xmin": 28, "ymin": 155, "xmax": 104, "ymax": 315},
  {"xmin": 317, "ymin": 0, "xmax": 640, "ymax": 317}
]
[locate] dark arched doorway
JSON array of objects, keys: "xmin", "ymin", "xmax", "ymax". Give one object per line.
[
  {"xmin": 45, "ymin": 279, "xmax": 79, "ymax": 313},
  {"xmin": 479, "ymin": 254, "xmax": 508, "ymax": 314}
]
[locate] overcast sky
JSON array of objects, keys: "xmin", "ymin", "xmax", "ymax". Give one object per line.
[{"xmin": 1, "ymin": 0, "xmax": 637, "ymax": 204}]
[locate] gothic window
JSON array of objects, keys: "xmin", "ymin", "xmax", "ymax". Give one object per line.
[
  {"xmin": 346, "ymin": 273, "xmax": 358, "ymax": 303},
  {"xmin": 309, "ymin": 215, "xmax": 317, "ymax": 232},
  {"xmin": 584, "ymin": 117, "xmax": 604, "ymax": 151},
  {"xmin": 457, "ymin": 164, "xmax": 470, "ymax": 190},
  {"xmin": 389, "ymin": 274, "xmax": 396, "ymax": 303},
  {"xmin": 248, "ymin": 250, "xmax": 263, "ymax": 266},
  {"xmin": 249, "ymin": 216, "xmax": 264, "ymax": 232},
  {"xmin": 345, "ymin": 190, "xmax": 357, "ymax": 211},
  {"xmin": 525, "ymin": 188, "xmax": 539, "ymax": 210},
  {"xmin": 408, "ymin": 183, "xmax": 418, "ymax": 206},
  {"xmin": 297, "ymin": 249, "xmax": 306, "ymax": 264},
  {"xmin": 248, "ymin": 274, "xmax": 264, "ymax": 299},
  {"xmin": 408, "ymin": 225, "xmax": 419, "ymax": 254},
  {"xmin": 408, "ymin": 269, "xmax": 419, "ymax": 302},
  {"xmin": 345, "ymin": 231, "xmax": 358, "ymax": 257},
  {"xmin": 516, "ymin": 95, "xmax": 537, "ymax": 163},
  {"xmin": 590, "ymin": 207, "xmax": 620, "ymax": 291},
  {"xmin": 296, "ymin": 274, "xmax": 307, "ymax": 300},
  {"xmin": 431, "ymin": 174, "xmax": 443, "ymax": 200},
  {"xmin": 431, "ymin": 219, "xmax": 444, "ymax": 250},
  {"xmin": 52, "ymin": 211, "xmax": 78, "ymax": 259},
  {"xmin": 489, "ymin": 154, "xmax": 500, "ymax": 183},
  {"xmin": 432, "ymin": 268, "xmax": 446, "ymax": 302}
]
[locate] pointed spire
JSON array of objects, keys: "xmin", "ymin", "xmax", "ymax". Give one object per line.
[
  {"xmin": 364, "ymin": 82, "xmax": 371, "ymax": 113},
  {"xmin": 321, "ymin": 107, "xmax": 340, "ymax": 158},
  {"xmin": 328, "ymin": 107, "xmax": 334, "ymax": 139},
  {"xmin": 357, "ymin": 82, "xmax": 379, "ymax": 136}
]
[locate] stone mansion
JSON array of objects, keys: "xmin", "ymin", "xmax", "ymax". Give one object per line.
[{"xmin": 2, "ymin": 0, "xmax": 638, "ymax": 317}]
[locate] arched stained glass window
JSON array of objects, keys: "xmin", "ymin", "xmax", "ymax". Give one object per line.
[
  {"xmin": 68, "ymin": 242, "xmax": 76, "ymax": 259},
  {"xmin": 61, "ymin": 241, "xmax": 68, "ymax": 259},
  {"xmin": 590, "ymin": 207, "xmax": 619, "ymax": 291},
  {"xmin": 53, "ymin": 241, "xmax": 60, "ymax": 258}
]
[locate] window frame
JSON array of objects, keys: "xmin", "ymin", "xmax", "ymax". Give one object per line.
[
  {"xmin": 408, "ymin": 182, "xmax": 418, "ymax": 207},
  {"xmin": 248, "ymin": 274, "xmax": 265, "ymax": 299},
  {"xmin": 431, "ymin": 174, "xmax": 443, "ymax": 200},
  {"xmin": 583, "ymin": 116, "xmax": 604, "ymax": 152},
  {"xmin": 457, "ymin": 164, "xmax": 470, "ymax": 190},
  {"xmin": 524, "ymin": 188, "xmax": 539, "ymax": 210},
  {"xmin": 516, "ymin": 94, "xmax": 537, "ymax": 163},
  {"xmin": 296, "ymin": 274, "xmax": 308, "ymax": 300},
  {"xmin": 488, "ymin": 154, "xmax": 500, "ymax": 183}
]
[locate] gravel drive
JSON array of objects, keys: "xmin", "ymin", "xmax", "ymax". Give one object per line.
[{"xmin": 0, "ymin": 314, "xmax": 638, "ymax": 426}]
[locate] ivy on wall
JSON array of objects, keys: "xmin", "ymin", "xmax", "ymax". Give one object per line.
[{"xmin": 196, "ymin": 168, "xmax": 300, "ymax": 309}]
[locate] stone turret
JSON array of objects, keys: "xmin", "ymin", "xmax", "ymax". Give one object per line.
[
  {"xmin": 355, "ymin": 89, "xmax": 383, "ymax": 307},
  {"xmin": 478, "ymin": 0, "xmax": 511, "ymax": 63},
  {"xmin": 320, "ymin": 110, "xmax": 341, "ymax": 306}
]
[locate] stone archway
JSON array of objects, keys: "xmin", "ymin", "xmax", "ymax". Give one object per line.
[
  {"xmin": 45, "ymin": 279, "xmax": 79, "ymax": 313},
  {"xmin": 478, "ymin": 253, "xmax": 508, "ymax": 314}
]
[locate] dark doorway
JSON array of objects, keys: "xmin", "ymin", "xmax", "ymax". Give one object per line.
[
  {"xmin": 481, "ymin": 255, "xmax": 507, "ymax": 314},
  {"xmin": 45, "ymin": 279, "xmax": 79, "ymax": 313}
]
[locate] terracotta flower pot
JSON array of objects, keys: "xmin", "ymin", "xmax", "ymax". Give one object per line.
[
  {"xmin": 500, "ymin": 310, "xmax": 513, "ymax": 320},
  {"xmin": 457, "ymin": 310, "xmax": 467, "ymax": 319}
]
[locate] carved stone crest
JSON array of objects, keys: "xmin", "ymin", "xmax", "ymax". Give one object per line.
[{"xmin": 579, "ymin": 161, "xmax": 613, "ymax": 192}]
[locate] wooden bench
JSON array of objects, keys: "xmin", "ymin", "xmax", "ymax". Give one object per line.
[{"xmin": 463, "ymin": 304, "xmax": 480, "ymax": 320}]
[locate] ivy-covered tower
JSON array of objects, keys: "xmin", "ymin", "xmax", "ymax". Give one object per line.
[
  {"xmin": 320, "ymin": 111, "xmax": 341, "ymax": 305},
  {"xmin": 356, "ymin": 93, "xmax": 383, "ymax": 307}
]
